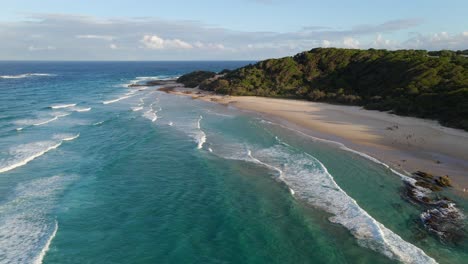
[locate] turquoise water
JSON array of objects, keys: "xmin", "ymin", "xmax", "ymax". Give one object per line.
[{"xmin": 0, "ymin": 62, "xmax": 466, "ymax": 263}]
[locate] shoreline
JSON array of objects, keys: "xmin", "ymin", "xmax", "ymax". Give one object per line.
[{"xmin": 161, "ymin": 86, "xmax": 468, "ymax": 196}]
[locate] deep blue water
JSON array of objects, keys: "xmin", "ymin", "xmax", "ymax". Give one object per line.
[{"xmin": 0, "ymin": 62, "xmax": 466, "ymax": 264}]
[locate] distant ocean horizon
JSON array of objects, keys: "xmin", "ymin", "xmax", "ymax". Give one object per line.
[{"xmin": 0, "ymin": 61, "xmax": 466, "ymax": 264}]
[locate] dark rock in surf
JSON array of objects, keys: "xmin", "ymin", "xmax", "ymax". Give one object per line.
[{"xmin": 401, "ymin": 172, "xmax": 465, "ymax": 244}]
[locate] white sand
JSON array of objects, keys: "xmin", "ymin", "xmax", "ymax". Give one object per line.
[{"xmin": 166, "ymin": 88, "xmax": 468, "ymax": 195}]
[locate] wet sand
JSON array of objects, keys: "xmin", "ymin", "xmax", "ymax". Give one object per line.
[{"xmin": 165, "ymin": 87, "xmax": 468, "ymax": 196}]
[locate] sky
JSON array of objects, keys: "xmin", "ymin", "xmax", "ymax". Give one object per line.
[{"xmin": 0, "ymin": 0, "xmax": 467, "ymax": 60}]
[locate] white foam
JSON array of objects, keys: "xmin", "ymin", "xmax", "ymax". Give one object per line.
[
  {"xmin": 55, "ymin": 113, "xmax": 71, "ymax": 118},
  {"xmin": 168, "ymin": 122, "xmax": 173, "ymax": 126},
  {"xmin": 132, "ymin": 106, "xmax": 143, "ymax": 112},
  {"xmin": 247, "ymin": 149, "xmax": 283, "ymax": 179},
  {"xmin": 0, "ymin": 175, "xmax": 73, "ymax": 264},
  {"xmin": 247, "ymin": 146, "xmax": 437, "ymax": 264},
  {"xmin": 0, "ymin": 73, "xmax": 55, "ymax": 79},
  {"xmin": 197, "ymin": 133, "xmax": 206, "ymax": 149},
  {"xmin": 143, "ymin": 109, "xmax": 158, "ymax": 122},
  {"xmin": 15, "ymin": 113, "xmax": 70, "ymax": 129},
  {"xmin": 61, "ymin": 133, "xmax": 80, "ymax": 141},
  {"xmin": 50, "ymin": 103, "xmax": 76, "ymax": 109},
  {"xmin": 263, "ymin": 120, "xmax": 414, "ymax": 182},
  {"xmin": 74, "ymin": 107, "xmax": 92, "ymax": 112},
  {"xmin": 0, "ymin": 134, "xmax": 79, "ymax": 174},
  {"xmin": 135, "ymin": 75, "xmax": 179, "ymax": 81},
  {"xmin": 196, "ymin": 115, "xmax": 206, "ymax": 149},
  {"xmin": 33, "ymin": 220, "xmax": 58, "ymax": 264},
  {"xmin": 103, "ymin": 95, "xmax": 132, "ymax": 104},
  {"xmin": 33, "ymin": 116, "xmax": 58, "ymax": 126}
]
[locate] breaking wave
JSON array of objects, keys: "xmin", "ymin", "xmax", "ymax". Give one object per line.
[
  {"xmin": 0, "ymin": 175, "xmax": 75, "ymax": 263},
  {"xmin": 50, "ymin": 104, "xmax": 76, "ymax": 109},
  {"xmin": 0, "ymin": 133, "xmax": 80, "ymax": 174},
  {"xmin": 73, "ymin": 107, "xmax": 92, "ymax": 112},
  {"xmin": 15, "ymin": 113, "xmax": 71, "ymax": 130},
  {"xmin": 33, "ymin": 220, "xmax": 58, "ymax": 264},
  {"xmin": 0, "ymin": 73, "xmax": 56, "ymax": 79},
  {"xmin": 103, "ymin": 92, "xmax": 136, "ymax": 104},
  {"xmin": 243, "ymin": 145, "xmax": 437, "ymax": 264},
  {"xmin": 196, "ymin": 115, "xmax": 206, "ymax": 149}
]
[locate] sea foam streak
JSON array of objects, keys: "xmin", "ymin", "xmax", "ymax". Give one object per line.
[
  {"xmin": 0, "ymin": 134, "xmax": 79, "ymax": 174},
  {"xmin": 0, "ymin": 73, "xmax": 55, "ymax": 79},
  {"xmin": 50, "ymin": 103, "xmax": 76, "ymax": 109},
  {"xmin": 103, "ymin": 95, "xmax": 132, "ymax": 104},
  {"xmin": 261, "ymin": 119, "xmax": 416, "ymax": 183},
  {"xmin": 247, "ymin": 146, "xmax": 437, "ymax": 264},
  {"xmin": 0, "ymin": 176, "xmax": 74, "ymax": 264},
  {"xmin": 33, "ymin": 116, "xmax": 58, "ymax": 126},
  {"xmin": 196, "ymin": 115, "xmax": 206, "ymax": 149},
  {"xmin": 142, "ymin": 101, "xmax": 159, "ymax": 122},
  {"xmin": 247, "ymin": 149, "xmax": 283, "ymax": 179},
  {"xmin": 16, "ymin": 113, "xmax": 70, "ymax": 130},
  {"xmin": 74, "ymin": 107, "xmax": 92, "ymax": 112},
  {"xmin": 33, "ymin": 220, "xmax": 58, "ymax": 264}
]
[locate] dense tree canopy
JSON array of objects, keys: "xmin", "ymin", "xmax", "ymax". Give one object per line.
[
  {"xmin": 179, "ymin": 48, "xmax": 468, "ymax": 131},
  {"xmin": 176, "ymin": 70, "xmax": 216, "ymax": 88}
]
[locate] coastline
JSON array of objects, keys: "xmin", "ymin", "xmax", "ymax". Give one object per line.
[{"xmin": 164, "ymin": 87, "xmax": 468, "ymax": 196}]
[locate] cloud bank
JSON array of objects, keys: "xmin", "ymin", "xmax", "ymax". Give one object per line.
[{"xmin": 0, "ymin": 14, "xmax": 466, "ymax": 60}]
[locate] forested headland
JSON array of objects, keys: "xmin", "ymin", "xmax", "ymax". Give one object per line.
[{"xmin": 177, "ymin": 48, "xmax": 468, "ymax": 131}]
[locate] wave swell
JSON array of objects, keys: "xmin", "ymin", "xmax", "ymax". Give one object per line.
[
  {"xmin": 246, "ymin": 146, "xmax": 437, "ymax": 264},
  {"xmin": 0, "ymin": 134, "xmax": 79, "ymax": 174},
  {"xmin": 0, "ymin": 175, "xmax": 74, "ymax": 263},
  {"xmin": 0, "ymin": 73, "xmax": 55, "ymax": 79},
  {"xmin": 196, "ymin": 115, "xmax": 206, "ymax": 149}
]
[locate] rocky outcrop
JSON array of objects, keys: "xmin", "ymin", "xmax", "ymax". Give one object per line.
[{"xmin": 403, "ymin": 171, "xmax": 465, "ymax": 244}]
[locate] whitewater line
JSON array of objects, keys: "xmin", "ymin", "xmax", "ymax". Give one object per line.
[
  {"xmin": 74, "ymin": 107, "xmax": 92, "ymax": 112},
  {"xmin": 50, "ymin": 104, "xmax": 76, "ymax": 109},
  {"xmin": 196, "ymin": 115, "xmax": 206, "ymax": 149},
  {"xmin": 0, "ymin": 73, "xmax": 56, "ymax": 79},
  {"xmin": 247, "ymin": 150, "xmax": 283, "ymax": 179},
  {"xmin": 246, "ymin": 147, "xmax": 437, "ymax": 264},
  {"xmin": 132, "ymin": 106, "xmax": 143, "ymax": 112},
  {"xmin": 261, "ymin": 119, "xmax": 415, "ymax": 182},
  {"xmin": 0, "ymin": 134, "xmax": 80, "ymax": 174},
  {"xmin": 33, "ymin": 116, "xmax": 58, "ymax": 126},
  {"xmin": 103, "ymin": 95, "xmax": 132, "ymax": 104},
  {"xmin": 306, "ymin": 152, "xmax": 437, "ymax": 264},
  {"xmin": 33, "ymin": 220, "xmax": 58, "ymax": 264}
]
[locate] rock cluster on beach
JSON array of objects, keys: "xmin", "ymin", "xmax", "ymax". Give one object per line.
[
  {"xmin": 403, "ymin": 171, "xmax": 465, "ymax": 244},
  {"xmin": 128, "ymin": 80, "xmax": 178, "ymax": 87}
]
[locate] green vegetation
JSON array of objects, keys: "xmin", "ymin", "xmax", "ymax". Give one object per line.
[
  {"xmin": 176, "ymin": 70, "xmax": 216, "ymax": 87},
  {"xmin": 179, "ymin": 48, "xmax": 468, "ymax": 130}
]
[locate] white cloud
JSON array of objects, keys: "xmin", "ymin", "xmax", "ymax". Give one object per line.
[
  {"xmin": 76, "ymin": 34, "xmax": 115, "ymax": 41},
  {"xmin": 403, "ymin": 31, "xmax": 468, "ymax": 50},
  {"xmin": 141, "ymin": 35, "xmax": 193, "ymax": 49},
  {"xmin": 28, "ymin": 45, "xmax": 56, "ymax": 51},
  {"xmin": 194, "ymin": 41, "xmax": 226, "ymax": 50},
  {"xmin": 0, "ymin": 14, "xmax": 465, "ymax": 60},
  {"xmin": 342, "ymin": 37, "xmax": 360, "ymax": 49},
  {"xmin": 321, "ymin": 40, "xmax": 331, "ymax": 47},
  {"xmin": 372, "ymin": 34, "xmax": 399, "ymax": 49}
]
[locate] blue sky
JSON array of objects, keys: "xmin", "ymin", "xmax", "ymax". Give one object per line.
[{"xmin": 0, "ymin": 0, "xmax": 467, "ymax": 60}]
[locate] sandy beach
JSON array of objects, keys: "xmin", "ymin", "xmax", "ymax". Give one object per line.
[{"xmin": 165, "ymin": 87, "xmax": 468, "ymax": 195}]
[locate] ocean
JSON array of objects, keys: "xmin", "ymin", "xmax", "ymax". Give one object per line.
[{"xmin": 0, "ymin": 61, "xmax": 466, "ymax": 264}]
